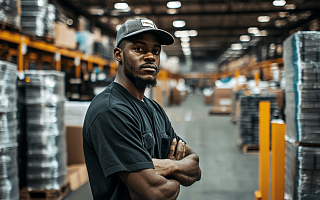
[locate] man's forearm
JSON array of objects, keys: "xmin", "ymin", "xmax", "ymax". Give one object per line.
[
  {"xmin": 170, "ymin": 153, "xmax": 201, "ymax": 186},
  {"xmin": 153, "ymin": 153, "xmax": 201, "ymax": 186}
]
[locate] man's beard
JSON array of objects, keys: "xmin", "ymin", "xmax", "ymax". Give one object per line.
[{"xmin": 124, "ymin": 61, "xmax": 158, "ymax": 89}]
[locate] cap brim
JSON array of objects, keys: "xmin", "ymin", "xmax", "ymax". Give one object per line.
[{"xmin": 122, "ymin": 28, "xmax": 174, "ymax": 46}]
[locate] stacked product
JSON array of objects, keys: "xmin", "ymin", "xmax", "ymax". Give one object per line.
[
  {"xmin": 45, "ymin": 3, "xmax": 56, "ymax": 38},
  {"xmin": 284, "ymin": 31, "xmax": 320, "ymax": 200},
  {"xmin": 21, "ymin": 0, "xmax": 48, "ymax": 37},
  {"xmin": 238, "ymin": 95, "xmax": 276, "ymax": 145},
  {"xmin": 0, "ymin": 61, "xmax": 19, "ymax": 200},
  {"xmin": 17, "ymin": 79, "xmax": 27, "ymax": 189},
  {"xmin": 285, "ymin": 142, "xmax": 320, "ymax": 200},
  {"xmin": 24, "ymin": 70, "xmax": 67, "ymax": 190},
  {"xmin": 0, "ymin": 0, "xmax": 20, "ymax": 29}
]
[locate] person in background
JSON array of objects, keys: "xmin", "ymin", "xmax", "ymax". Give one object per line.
[{"xmin": 83, "ymin": 18, "xmax": 201, "ymax": 200}]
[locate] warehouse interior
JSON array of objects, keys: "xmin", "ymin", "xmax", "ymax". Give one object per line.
[{"xmin": 1, "ymin": 0, "xmax": 320, "ymax": 199}]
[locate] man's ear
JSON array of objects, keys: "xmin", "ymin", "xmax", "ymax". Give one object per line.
[{"xmin": 114, "ymin": 47, "xmax": 123, "ymax": 63}]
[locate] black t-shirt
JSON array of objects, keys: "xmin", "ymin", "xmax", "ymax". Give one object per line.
[{"xmin": 83, "ymin": 82, "xmax": 185, "ymax": 200}]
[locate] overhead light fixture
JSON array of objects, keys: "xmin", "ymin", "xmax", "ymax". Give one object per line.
[
  {"xmin": 248, "ymin": 27, "xmax": 259, "ymax": 35},
  {"xmin": 167, "ymin": 9, "xmax": 178, "ymax": 14},
  {"xmin": 180, "ymin": 36, "xmax": 190, "ymax": 42},
  {"xmin": 116, "ymin": 25, "xmax": 122, "ymax": 31},
  {"xmin": 99, "ymin": 17, "xmax": 108, "ymax": 23},
  {"xmin": 174, "ymin": 30, "xmax": 198, "ymax": 38},
  {"xmin": 184, "ymin": 51, "xmax": 192, "ymax": 56},
  {"xmin": 285, "ymin": 4, "xmax": 296, "ymax": 10},
  {"xmin": 182, "ymin": 47, "xmax": 191, "ymax": 52},
  {"xmin": 173, "ymin": 20, "xmax": 186, "ymax": 28},
  {"xmin": 278, "ymin": 12, "xmax": 289, "ymax": 18},
  {"xmin": 188, "ymin": 30, "xmax": 198, "ymax": 37},
  {"xmin": 181, "ymin": 42, "xmax": 190, "ymax": 47},
  {"xmin": 114, "ymin": 3, "xmax": 129, "ymax": 10},
  {"xmin": 88, "ymin": 6, "xmax": 105, "ymax": 15},
  {"xmin": 240, "ymin": 35, "xmax": 250, "ymax": 42},
  {"xmin": 257, "ymin": 16, "xmax": 270, "ymax": 22},
  {"xmin": 273, "ymin": 0, "xmax": 286, "ymax": 6},
  {"xmin": 255, "ymin": 30, "xmax": 268, "ymax": 36},
  {"xmin": 167, "ymin": 1, "xmax": 181, "ymax": 9},
  {"xmin": 275, "ymin": 20, "xmax": 286, "ymax": 28},
  {"xmin": 134, "ymin": 8, "xmax": 142, "ymax": 14},
  {"xmin": 231, "ymin": 43, "xmax": 242, "ymax": 50}
]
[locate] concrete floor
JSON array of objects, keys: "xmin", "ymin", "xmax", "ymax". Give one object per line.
[{"xmin": 64, "ymin": 94, "xmax": 259, "ymax": 200}]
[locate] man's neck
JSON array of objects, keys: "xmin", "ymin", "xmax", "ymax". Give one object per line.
[{"xmin": 114, "ymin": 75, "xmax": 145, "ymax": 101}]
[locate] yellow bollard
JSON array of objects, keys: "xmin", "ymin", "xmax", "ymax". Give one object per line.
[{"xmin": 271, "ymin": 120, "xmax": 286, "ymax": 200}]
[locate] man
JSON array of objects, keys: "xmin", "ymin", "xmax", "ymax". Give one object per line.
[{"xmin": 83, "ymin": 18, "xmax": 201, "ymax": 200}]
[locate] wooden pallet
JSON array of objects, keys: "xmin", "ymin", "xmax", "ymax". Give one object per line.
[
  {"xmin": 0, "ymin": 21, "xmax": 21, "ymax": 33},
  {"xmin": 237, "ymin": 139, "xmax": 259, "ymax": 154},
  {"xmin": 20, "ymin": 182, "xmax": 70, "ymax": 200}
]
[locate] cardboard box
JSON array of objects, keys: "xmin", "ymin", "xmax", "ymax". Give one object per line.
[
  {"xmin": 66, "ymin": 126, "xmax": 89, "ymax": 191},
  {"xmin": 54, "ymin": 22, "xmax": 77, "ymax": 49},
  {"xmin": 213, "ymin": 88, "xmax": 232, "ymax": 107},
  {"xmin": 267, "ymin": 89, "xmax": 284, "ymax": 108},
  {"xmin": 67, "ymin": 164, "xmax": 88, "ymax": 191},
  {"xmin": 211, "ymin": 106, "xmax": 232, "ymax": 114},
  {"xmin": 66, "ymin": 126, "xmax": 85, "ymax": 165},
  {"xmin": 204, "ymin": 94, "xmax": 214, "ymax": 105}
]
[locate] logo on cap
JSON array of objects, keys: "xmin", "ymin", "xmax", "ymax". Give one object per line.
[{"xmin": 141, "ymin": 19, "xmax": 155, "ymax": 28}]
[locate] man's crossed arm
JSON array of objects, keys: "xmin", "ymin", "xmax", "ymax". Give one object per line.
[{"xmin": 118, "ymin": 139, "xmax": 201, "ymax": 200}]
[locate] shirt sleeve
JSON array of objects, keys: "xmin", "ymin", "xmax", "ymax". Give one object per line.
[{"xmin": 88, "ymin": 107, "xmax": 154, "ymax": 178}]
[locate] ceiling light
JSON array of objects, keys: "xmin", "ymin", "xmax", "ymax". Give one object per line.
[
  {"xmin": 240, "ymin": 35, "xmax": 250, "ymax": 42},
  {"xmin": 174, "ymin": 30, "xmax": 198, "ymax": 38},
  {"xmin": 180, "ymin": 37, "xmax": 190, "ymax": 42},
  {"xmin": 167, "ymin": 1, "xmax": 181, "ymax": 9},
  {"xmin": 167, "ymin": 9, "xmax": 178, "ymax": 14},
  {"xmin": 134, "ymin": 8, "xmax": 142, "ymax": 14},
  {"xmin": 255, "ymin": 30, "xmax": 268, "ymax": 36},
  {"xmin": 285, "ymin": 4, "xmax": 296, "ymax": 10},
  {"xmin": 116, "ymin": 25, "xmax": 122, "ymax": 31},
  {"xmin": 248, "ymin": 27, "xmax": 259, "ymax": 35},
  {"xmin": 231, "ymin": 43, "xmax": 242, "ymax": 50},
  {"xmin": 257, "ymin": 16, "xmax": 270, "ymax": 22},
  {"xmin": 273, "ymin": 0, "xmax": 286, "ymax": 6},
  {"xmin": 88, "ymin": 6, "xmax": 105, "ymax": 15},
  {"xmin": 288, "ymin": 14, "xmax": 298, "ymax": 22},
  {"xmin": 181, "ymin": 42, "xmax": 190, "ymax": 47},
  {"xmin": 114, "ymin": 3, "xmax": 129, "ymax": 10},
  {"xmin": 173, "ymin": 20, "xmax": 186, "ymax": 28},
  {"xmin": 182, "ymin": 47, "xmax": 191, "ymax": 52},
  {"xmin": 275, "ymin": 20, "xmax": 286, "ymax": 27},
  {"xmin": 184, "ymin": 51, "xmax": 192, "ymax": 56},
  {"xmin": 188, "ymin": 30, "xmax": 198, "ymax": 37},
  {"xmin": 278, "ymin": 12, "xmax": 289, "ymax": 18},
  {"xmin": 99, "ymin": 17, "xmax": 108, "ymax": 23}
]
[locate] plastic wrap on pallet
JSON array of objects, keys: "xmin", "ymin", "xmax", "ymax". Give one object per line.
[
  {"xmin": 237, "ymin": 95, "xmax": 276, "ymax": 145},
  {"xmin": 45, "ymin": 4, "xmax": 56, "ymax": 38},
  {"xmin": 24, "ymin": 70, "xmax": 67, "ymax": 190},
  {"xmin": 0, "ymin": 61, "xmax": 17, "ymax": 112},
  {"xmin": 0, "ymin": 0, "xmax": 21, "ymax": 29},
  {"xmin": 17, "ymin": 79, "xmax": 27, "ymax": 189},
  {"xmin": 21, "ymin": 0, "xmax": 48, "ymax": 37},
  {"xmin": 0, "ymin": 143, "xmax": 19, "ymax": 200},
  {"xmin": 283, "ymin": 31, "xmax": 320, "ymax": 144},
  {"xmin": 285, "ymin": 141, "xmax": 320, "ymax": 200}
]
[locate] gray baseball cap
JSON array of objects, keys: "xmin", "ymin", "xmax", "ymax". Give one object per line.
[{"xmin": 116, "ymin": 18, "xmax": 174, "ymax": 47}]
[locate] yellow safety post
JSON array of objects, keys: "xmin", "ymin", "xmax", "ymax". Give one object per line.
[
  {"xmin": 18, "ymin": 37, "xmax": 25, "ymax": 71},
  {"xmin": 271, "ymin": 120, "xmax": 286, "ymax": 200},
  {"xmin": 255, "ymin": 101, "xmax": 270, "ymax": 200}
]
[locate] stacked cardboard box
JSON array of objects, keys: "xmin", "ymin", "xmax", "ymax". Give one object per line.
[
  {"xmin": 284, "ymin": 31, "xmax": 320, "ymax": 200},
  {"xmin": 54, "ymin": 22, "xmax": 77, "ymax": 49},
  {"xmin": 211, "ymin": 88, "xmax": 232, "ymax": 114}
]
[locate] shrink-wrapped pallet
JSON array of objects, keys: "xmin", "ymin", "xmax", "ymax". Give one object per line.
[
  {"xmin": 283, "ymin": 31, "xmax": 320, "ymax": 144},
  {"xmin": 0, "ymin": 61, "xmax": 19, "ymax": 200},
  {"xmin": 285, "ymin": 140, "xmax": 320, "ymax": 200},
  {"xmin": 0, "ymin": 0, "xmax": 21, "ymax": 29},
  {"xmin": 238, "ymin": 95, "xmax": 276, "ymax": 145},
  {"xmin": 21, "ymin": 0, "xmax": 47, "ymax": 36},
  {"xmin": 24, "ymin": 70, "xmax": 67, "ymax": 190}
]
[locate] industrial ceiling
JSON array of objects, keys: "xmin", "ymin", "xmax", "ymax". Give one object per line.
[{"xmin": 54, "ymin": 0, "xmax": 320, "ymax": 73}]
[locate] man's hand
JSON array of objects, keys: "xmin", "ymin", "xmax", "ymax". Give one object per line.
[
  {"xmin": 153, "ymin": 138, "xmax": 201, "ymax": 187},
  {"xmin": 167, "ymin": 138, "xmax": 186, "ymax": 160}
]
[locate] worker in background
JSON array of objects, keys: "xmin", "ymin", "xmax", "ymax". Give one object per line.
[{"xmin": 82, "ymin": 18, "xmax": 201, "ymax": 200}]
